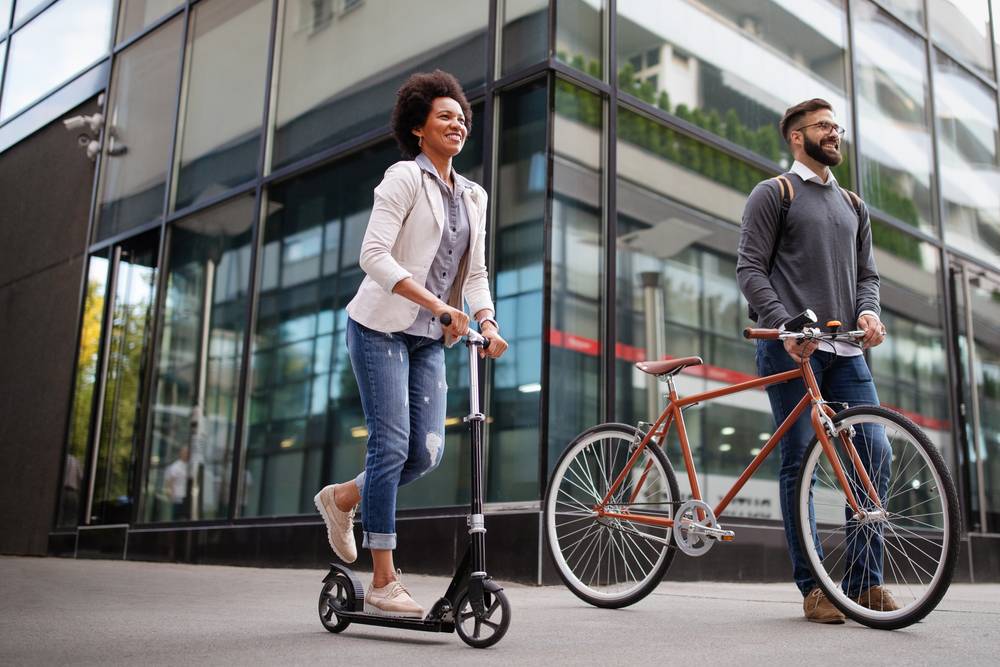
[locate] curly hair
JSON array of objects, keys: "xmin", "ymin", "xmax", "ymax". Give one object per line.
[{"xmin": 391, "ymin": 70, "xmax": 472, "ymax": 159}]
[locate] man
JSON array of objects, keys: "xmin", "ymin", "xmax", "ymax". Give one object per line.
[
  {"xmin": 164, "ymin": 446, "xmax": 190, "ymax": 520},
  {"xmin": 736, "ymin": 98, "xmax": 897, "ymax": 623}
]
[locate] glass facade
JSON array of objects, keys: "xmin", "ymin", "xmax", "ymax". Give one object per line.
[
  {"xmin": 27, "ymin": 1, "xmax": 999, "ymax": 572},
  {"xmin": 0, "ymin": 0, "xmax": 113, "ymax": 121}
]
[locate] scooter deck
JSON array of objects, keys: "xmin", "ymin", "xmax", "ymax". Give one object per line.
[{"xmin": 329, "ymin": 606, "xmax": 455, "ymax": 633}]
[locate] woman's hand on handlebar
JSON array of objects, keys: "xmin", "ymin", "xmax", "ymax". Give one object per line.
[
  {"xmin": 436, "ymin": 304, "xmax": 469, "ymax": 337},
  {"xmin": 478, "ymin": 321, "xmax": 508, "ymax": 359}
]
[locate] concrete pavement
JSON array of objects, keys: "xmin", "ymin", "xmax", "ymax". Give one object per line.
[{"xmin": 1, "ymin": 556, "xmax": 997, "ymax": 665}]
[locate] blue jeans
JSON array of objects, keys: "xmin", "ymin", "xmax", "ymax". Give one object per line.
[
  {"xmin": 347, "ymin": 318, "xmax": 447, "ymax": 550},
  {"xmin": 756, "ymin": 340, "xmax": 890, "ymax": 597}
]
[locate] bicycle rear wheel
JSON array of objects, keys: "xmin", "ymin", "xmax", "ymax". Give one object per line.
[
  {"xmin": 796, "ymin": 406, "xmax": 959, "ymax": 629},
  {"xmin": 545, "ymin": 423, "xmax": 680, "ymax": 608}
]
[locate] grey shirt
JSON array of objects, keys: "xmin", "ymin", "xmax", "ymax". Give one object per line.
[
  {"xmin": 403, "ymin": 153, "xmax": 472, "ymax": 339},
  {"xmin": 736, "ymin": 164, "xmax": 880, "ymax": 338}
]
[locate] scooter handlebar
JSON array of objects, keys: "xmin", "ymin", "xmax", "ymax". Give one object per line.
[{"xmin": 439, "ymin": 313, "xmax": 489, "ymax": 348}]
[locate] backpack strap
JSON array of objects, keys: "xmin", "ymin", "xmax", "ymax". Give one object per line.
[
  {"xmin": 768, "ymin": 174, "xmax": 794, "ymax": 272},
  {"xmin": 838, "ymin": 185, "xmax": 864, "ymax": 251}
]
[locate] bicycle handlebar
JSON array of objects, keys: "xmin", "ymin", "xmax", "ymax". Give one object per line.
[
  {"xmin": 440, "ymin": 313, "xmax": 490, "ymax": 348},
  {"xmin": 743, "ymin": 327, "xmax": 866, "ymax": 342}
]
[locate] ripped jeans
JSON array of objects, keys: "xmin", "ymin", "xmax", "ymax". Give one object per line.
[{"xmin": 346, "ymin": 318, "xmax": 447, "ymax": 550}]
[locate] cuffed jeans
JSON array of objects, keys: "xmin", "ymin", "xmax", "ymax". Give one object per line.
[
  {"xmin": 347, "ymin": 318, "xmax": 447, "ymax": 550},
  {"xmin": 756, "ymin": 340, "xmax": 890, "ymax": 597}
]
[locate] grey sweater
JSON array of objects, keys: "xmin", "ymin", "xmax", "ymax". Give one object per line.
[{"xmin": 736, "ymin": 173, "xmax": 880, "ymax": 330}]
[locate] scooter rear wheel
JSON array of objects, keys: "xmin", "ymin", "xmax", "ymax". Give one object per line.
[
  {"xmin": 455, "ymin": 587, "xmax": 510, "ymax": 648},
  {"xmin": 318, "ymin": 573, "xmax": 354, "ymax": 633}
]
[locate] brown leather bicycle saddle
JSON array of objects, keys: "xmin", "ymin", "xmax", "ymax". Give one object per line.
[{"xmin": 635, "ymin": 357, "xmax": 703, "ymax": 377}]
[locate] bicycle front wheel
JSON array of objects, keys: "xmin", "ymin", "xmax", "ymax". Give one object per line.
[
  {"xmin": 545, "ymin": 423, "xmax": 680, "ymax": 608},
  {"xmin": 796, "ymin": 406, "xmax": 959, "ymax": 629}
]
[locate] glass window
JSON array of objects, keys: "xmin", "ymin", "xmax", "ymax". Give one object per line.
[
  {"xmin": 95, "ymin": 17, "xmax": 183, "ymax": 241},
  {"xmin": 143, "ymin": 196, "xmax": 255, "ymax": 522},
  {"xmin": 615, "ymin": 110, "xmax": 777, "ymax": 514},
  {"xmin": 876, "ymin": 0, "xmax": 925, "ymax": 29},
  {"xmin": 0, "ymin": 0, "xmax": 113, "ymax": 121},
  {"xmin": 172, "ymin": 0, "xmax": 270, "ymax": 211},
  {"xmin": 1, "ymin": 1, "xmax": 12, "ymax": 33},
  {"xmin": 270, "ymin": 0, "xmax": 488, "ymax": 171},
  {"xmin": 867, "ymin": 223, "xmax": 954, "ymax": 475},
  {"xmin": 57, "ymin": 255, "xmax": 111, "ymax": 528},
  {"xmin": 116, "ymin": 0, "xmax": 183, "ymax": 43},
  {"xmin": 928, "ymin": 0, "xmax": 993, "ymax": 78},
  {"xmin": 489, "ymin": 81, "xmax": 547, "ymax": 501},
  {"xmin": 549, "ymin": 80, "xmax": 604, "ymax": 470},
  {"xmin": 617, "ymin": 0, "xmax": 853, "ymax": 172},
  {"xmin": 556, "ymin": 0, "xmax": 604, "ymax": 79},
  {"xmin": 853, "ymin": 0, "xmax": 935, "ymax": 233},
  {"xmin": 502, "ymin": 0, "xmax": 549, "ymax": 76},
  {"xmin": 934, "ymin": 51, "xmax": 1000, "ymax": 266},
  {"xmin": 12, "ymin": 0, "xmax": 45, "ymax": 25}
]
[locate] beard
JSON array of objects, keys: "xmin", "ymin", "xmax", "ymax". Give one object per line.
[{"xmin": 803, "ymin": 133, "xmax": 843, "ymax": 167}]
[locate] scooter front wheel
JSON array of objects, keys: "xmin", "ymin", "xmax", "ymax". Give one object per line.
[
  {"xmin": 318, "ymin": 572, "xmax": 355, "ymax": 633},
  {"xmin": 455, "ymin": 587, "xmax": 510, "ymax": 648}
]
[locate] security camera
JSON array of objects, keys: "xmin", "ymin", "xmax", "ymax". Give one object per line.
[
  {"xmin": 62, "ymin": 112, "xmax": 104, "ymax": 134},
  {"xmin": 63, "ymin": 116, "xmax": 87, "ymax": 130}
]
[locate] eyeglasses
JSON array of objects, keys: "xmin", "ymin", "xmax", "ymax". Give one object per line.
[{"xmin": 794, "ymin": 121, "xmax": 846, "ymax": 137}]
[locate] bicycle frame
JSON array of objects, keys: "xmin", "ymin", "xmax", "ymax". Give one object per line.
[{"xmin": 596, "ymin": 360, "xmax": 884, "ymax": 530}]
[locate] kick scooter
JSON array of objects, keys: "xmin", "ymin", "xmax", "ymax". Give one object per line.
[{"xmin": 317, "ymin": 314, "xmax": 511, "ymax": 648}]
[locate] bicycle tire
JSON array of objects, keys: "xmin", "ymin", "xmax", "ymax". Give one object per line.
[
  {"xmin": 544, "ymin": 423, "xmax": 680, "ymax": 608},
  {"xmin": 795, "ymin": 406, "xmax": 960, "ymax": 629}
]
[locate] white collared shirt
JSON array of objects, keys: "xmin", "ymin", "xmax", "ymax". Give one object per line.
[{"xmin": 785, "ymin": 161, "xmax": 876, "ymax": 357}]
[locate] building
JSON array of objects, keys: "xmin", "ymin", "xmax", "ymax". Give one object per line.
[{"xmin": 0, "ymin": 0, "xmax": 997, "ymax": 583}]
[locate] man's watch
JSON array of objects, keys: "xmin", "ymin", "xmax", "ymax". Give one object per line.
[{"xmin": 478, "ymin": 317, "xmax": 499, "ymax": 333}]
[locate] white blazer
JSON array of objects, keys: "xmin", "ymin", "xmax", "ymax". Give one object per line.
[{"xmin": 346, "ymin": 160, "xmax": 495, "ymax": 347}]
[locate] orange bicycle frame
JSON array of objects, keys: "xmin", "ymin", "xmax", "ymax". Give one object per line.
[{"xmin": 596, "ymin": 361, "xmax": 883, "ymax": 530}]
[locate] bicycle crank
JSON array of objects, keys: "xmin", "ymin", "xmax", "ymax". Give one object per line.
[{"xmin": 673, "ymin": 500, "xmax": 734, "ymax": 556}]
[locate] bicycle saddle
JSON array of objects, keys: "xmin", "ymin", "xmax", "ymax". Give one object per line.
[{"xmin": 635, "ymin": 357, "xmax": 703, "ymax": 377}]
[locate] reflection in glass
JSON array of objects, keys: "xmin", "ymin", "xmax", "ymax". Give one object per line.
[
  {"xmin": 95, "ymin": 17, "xmax": 183, "ymax": 241},
  {"xmin": 270, "ymin": 0, "xmax": 488, "ymax": 171},
  {"xmin": 853, "ymin": 0, "xmax": 935, "ymax": 232},
  {"xmin": 867, "ymin": 223, "xmax": 953, "ymax": 476},
  {"xmin": 955, "ymin": 268, "xmax": 1000, "ymax": 533},
  {"xmin": 143, "ymin": 196, "xmax": 254, "ymax": 522},
  {"xmin": 116, "ymin": 0, "xmax": 183, "ymax": 43},
  {"xmin": 12, "ymin": 0, "xmax": 44, "ymax": 24},
  {"xmin": 617, "ymin": 0, "xmax": 852, "ymax": 174},
  {"xmin": 58, "ymin": 256, "xmax": 111, "ymax": 528},
  {"xmin": 489, "ymin": 81, "xmax": 547, "ymax": 501},
  {"xmin": 928, "ymin": 0, "xmax": 993, "ymax": 77},
  {"xmin": 934, "ymin": 51, "xmax": 1000, "ymax": 266},
  {"xmin": 876, "ymin": 0, "xmax": 925, "ymax": 28},
  {"xmin": 549, "ymin": 81, "xmax": 603, "ymax": 470},
  {"xmin": 502, "ymin": 0, "xmax": 549, "ymax": 76},
  {"xmin": 556, "ymin": 0, "xmax": 603, "ymax": 79},
  {"xmin": 91, "ymin": 234, "xmax": 159, "ymax": 525},
  {"xmin": 0, "ymin": 0, "xmax": 113, "ymax": 120},
  {"xmin": 615, "ymin": 114, "xmax": 777, "ymax": 515},
  {"xmin": 173, "ymin": 0, "xmax": 270, "ymax": 211}
]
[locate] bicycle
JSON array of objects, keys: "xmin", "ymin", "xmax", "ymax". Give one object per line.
[{"xmin": 544, "ymin": 310, "xmax": 959, "ymax": 630}]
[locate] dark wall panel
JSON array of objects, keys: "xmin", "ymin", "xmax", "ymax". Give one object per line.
[
  {"xmin": 0, "ymin": 98, "xmax": 98, "ymax": 555},
  {"xmin": 0, "ymin": 98, "xmax": 97, "ymax": 286}
]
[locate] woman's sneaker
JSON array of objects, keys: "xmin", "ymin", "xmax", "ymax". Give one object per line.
[
  {"xmin": 364, "ymin": 572, "xmax": 424, "ymax": 618},
  {"xmin": 313, "ymin": 484, "xmax": 357, "ymax": 563}
]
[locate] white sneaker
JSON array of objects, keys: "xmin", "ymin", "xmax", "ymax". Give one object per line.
[
  {"xmin": 364, "ymin": 571, "xmax": 424, "ymax": 618},
  {"xmin": 313, "ymin": 484, "xmax": 357, "ymax": 563}
]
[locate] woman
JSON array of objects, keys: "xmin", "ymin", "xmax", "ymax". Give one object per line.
[{"xmin": 314, "ymin": 70, "xmax": 508, "ymax": 619}]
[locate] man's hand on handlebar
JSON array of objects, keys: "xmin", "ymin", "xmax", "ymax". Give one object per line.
[
  {"xmin": 478, "ymin": 321, "xmax": 508, "ymax": 360},
  {"xmin": 784, "ymin": 336, "xmax": 819, "ymax": 364}
]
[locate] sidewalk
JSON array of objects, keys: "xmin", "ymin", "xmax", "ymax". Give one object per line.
[{"xmin": 1, "ymin": 556, "xmax": 997, "ymax": 665}]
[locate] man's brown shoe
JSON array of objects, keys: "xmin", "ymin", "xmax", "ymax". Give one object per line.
[
  {"xmin": 804, "ymin": 587, "xmax": 846, "ymax": 624},
  {"xmin": 855, "ymin": 586, "xmax": 900, "ymax": 611}
]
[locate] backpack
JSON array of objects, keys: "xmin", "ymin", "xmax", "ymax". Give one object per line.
[{"xmin": 746, "ymin": 173, "xmax": 864, "ymax": 322}]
